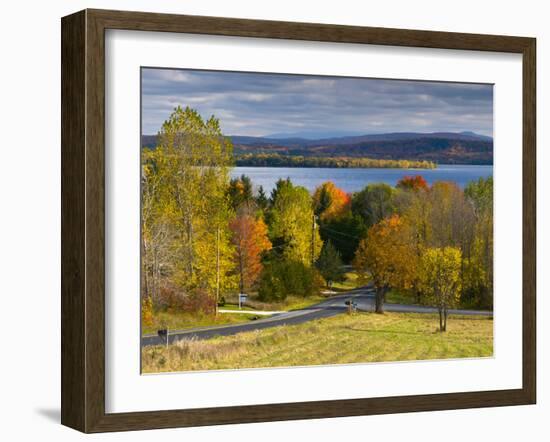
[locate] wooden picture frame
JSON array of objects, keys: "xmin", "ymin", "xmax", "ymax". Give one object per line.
[{"xmin": 61, "ymin": 8, "xmax": 536, "ymax": 433}]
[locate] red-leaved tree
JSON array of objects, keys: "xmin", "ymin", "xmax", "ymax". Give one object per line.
[
  {"xmin": 397, "ymin": 175, "xmax": 429, "ymax": 192},
  {"xmin": 230, "ymin": 214, "xmax": 272, "ymax": 293}
]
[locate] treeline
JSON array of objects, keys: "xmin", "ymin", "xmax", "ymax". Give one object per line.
[
  {"xmin": 304, "ymin": 174, "xmax": 493, "ymax": 331},
  {"xmin": 235, "ymin": 153, "xmax": 436, "ymax": 169},
  {"xmin": 341, "ymin": 177, "xmax": 493, "ymax": 330},
  {"xmin": 142, "ymin": 106, "xmax": 492, "ymax": 332},
  {"xmin": 141, "ymin": 106, "xmax": 324, "ymax": 322}
]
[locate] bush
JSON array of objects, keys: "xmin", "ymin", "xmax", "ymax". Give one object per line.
[
  {"xmin": 181, "ymin": 289, "xmax": 216, "ymax": 315},
  {"xmin": 258, "ymin": 260, "xmax": 321, "ymax": 302},
  {"xmin": 157, "ymin": 284, "xmax": 216, "ymax": 315},
  {"xmin": 258, "ymin": 263, "xmax": 287, "ymax": 301},
  {"xmin": 157, "ymin": 283, "xmax": 180, "ymax": 310}
]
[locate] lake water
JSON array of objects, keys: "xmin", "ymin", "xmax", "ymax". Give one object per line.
[{"xmin": 231, "ymin": 165, "xmax": 493, "ymax": 194}]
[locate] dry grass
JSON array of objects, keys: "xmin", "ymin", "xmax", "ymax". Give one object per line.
[
  {"xmin": 141, "ymin": 312, "xmax": 493, "ymax": 373},
  {"xmin": 142, "ymin": 310, "xmax": 262, "ymax": 335}
]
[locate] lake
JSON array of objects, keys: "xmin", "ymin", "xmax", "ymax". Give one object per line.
[{"xmin": 231, "ymin": 165, "xmax": 493, "ymax": 194}]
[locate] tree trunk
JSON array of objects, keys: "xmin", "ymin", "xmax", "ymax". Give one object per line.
[
  {"xmin": 238, "ymin": 250, "xmax": 245, "ymax": 294},
  {"xmin": 375, "ymin": 286, "xmax": 386, "ymax": 314},
  {"xmin": 414, "ymin": 288, "xmax": 422, "ymax": 305},
  {"xmin": 443, "ymin": 309, "xmax": 448, "ymax": 332},
  {"xmin": 438, "ymin": 308, "xmax": 443, "ymax": 332}
]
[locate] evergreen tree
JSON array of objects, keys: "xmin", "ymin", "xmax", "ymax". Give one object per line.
[
  {"xmin": 228, "ymin": 174, "xmax": 254, "ymax": 210},
  {"xmin": 255, "ymin": 185, "xmax": 269, "ymax": 211},
  {"xmin": 316, "ymin": 241, "xmax": 344, "ymax": 288}
]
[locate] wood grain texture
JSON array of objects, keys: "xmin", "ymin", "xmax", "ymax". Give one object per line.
[
  {"xmin": 61, "ymin": 8, "xmax": 537, "ymax": 433},
  {"xmin": 522, "ymin": 38, "xmax": 536, "ymax": 403},
  {"xmin": 61, "ymin": 10, "xmax": 86, "ymax": 432}
]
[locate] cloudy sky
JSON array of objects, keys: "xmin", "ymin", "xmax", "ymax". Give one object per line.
[{"xmin": 141, "ymin": 68, "xmax": 493, "ymax": 138}]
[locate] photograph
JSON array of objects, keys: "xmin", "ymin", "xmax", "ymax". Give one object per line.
[{"xmin": 139, "ymin": 68, "xmax": 494, "ymax": 374}]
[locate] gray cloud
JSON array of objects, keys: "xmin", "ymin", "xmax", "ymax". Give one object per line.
[{"xmin": 141, "ymin": 68, "xmax": 493, "ymax": 137}]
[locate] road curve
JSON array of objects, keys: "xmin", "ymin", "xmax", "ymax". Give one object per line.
[{"xmin": 142, "ymin": 286, "xmax": 492, "ymax": 347}]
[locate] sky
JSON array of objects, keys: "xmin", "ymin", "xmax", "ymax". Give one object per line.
[{"xmin": 141, "ymin": 68, "xmax": 493, "ymax": 138}]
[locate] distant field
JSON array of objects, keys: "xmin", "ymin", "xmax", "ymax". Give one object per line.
[{"xmin": 141, "ymin": 312, "xmax": 493, "ymax": 373}]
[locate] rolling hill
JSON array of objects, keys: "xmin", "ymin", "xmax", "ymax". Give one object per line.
[{"xmin": 141, "ymin": 131, "xmax": 493, "ymax": 165}]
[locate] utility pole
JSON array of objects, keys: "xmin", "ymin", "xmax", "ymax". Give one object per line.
[
  {"xmin": 216, "ymin": 226, "xmax": 220, "ymax": 317},
  {"xmin": 311, "ymin": 213, "xmax": 316, "ymax": 265}
]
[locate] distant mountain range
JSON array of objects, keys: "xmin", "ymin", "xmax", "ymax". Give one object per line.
[{"xmin": 141, "ymin": 131, "xmax": 493, "ymax": 165}]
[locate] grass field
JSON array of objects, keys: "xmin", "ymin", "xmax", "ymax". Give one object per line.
[
  {"xmin": 141, "ymin": 312, "xmax": 493, "ymax": 373},
  {"xmin": 386, "ymin": 289, "xmax": 418, "ymax": 305},
  {"xmin": 142, "ymin": 310, "xmax": 263, "ymax": 335}
]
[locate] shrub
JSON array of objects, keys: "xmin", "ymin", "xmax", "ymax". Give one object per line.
[
  {"xmin": 157, "ymin": 283, "xmax": 181, "ymax": 311},
  {"xmin": 258, "ymin": 263, "xmax": 286, "ymax": 301},
  {"xmin": 258, "ymin": 260, "xmax": 321, "ymax": 301},
  {"xmin": 181, "ymin": 289, "xmax": 216, "ymax": 315},
  {"xmin": 157, "ymin": 284, "xmax": 216, "ymax": 315}
]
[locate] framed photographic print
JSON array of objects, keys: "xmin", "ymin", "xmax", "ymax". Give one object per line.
[{"xmin": 61, "ymin": 9, "xmax": 536, "ymax": 433}]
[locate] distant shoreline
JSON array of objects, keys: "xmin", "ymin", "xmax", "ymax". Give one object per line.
[
  {"xmin": 141, "ymin": 130, "xmax": 493, "ymax": 166},
  {"xmin": 235, "ymin": 153, "xmax": 436, "ymax": 170}
]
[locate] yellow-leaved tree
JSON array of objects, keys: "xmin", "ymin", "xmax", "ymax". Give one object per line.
[
  {"xmin": 419, "ymin": 246, "xmax": 462, "ymax": 331},
  {"xmin": 141, "ymin": 106, "xmax": 236, "ymax": 313}
]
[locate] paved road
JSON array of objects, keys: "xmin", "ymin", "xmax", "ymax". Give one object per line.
[{"xmin": 142, "ymin": 286, "xmax": 492, "ymax": 347}]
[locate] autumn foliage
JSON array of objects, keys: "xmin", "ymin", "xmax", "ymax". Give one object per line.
[
  {"xmin": 419, "ymin": 247, "xmax": 462, "ymax": 331},
  {"xmin": 312, "ymin": 181, "xmax": 351, "ymax": 221},
  {"xmin": 230, "ymin": 213, "xmax": 272, "ymax": 293},
  {"xmin": 396, "ymin": 175, "xmax": 429, "ymax": 192},
  {"xmin": 353, "ymin": 214, "xmax": 417, "ymax": 313}
]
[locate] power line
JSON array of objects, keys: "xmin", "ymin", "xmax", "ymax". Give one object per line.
[{"xmin": 318, "ymin": 224, "xmax": 363, "ymax": 239}]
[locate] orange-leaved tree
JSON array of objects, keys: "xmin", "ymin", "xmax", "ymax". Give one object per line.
[
  {"xmin": 312, "ymin": 181, "xmax": 351, "ymax": 221},
  {"xmin": 353, "ymin": 214, "xmax": 417, "ymax": 313},
  {"xmin": 396, "ymin": 175, "xmax": 429, "ymax": 192},
  {"xmin": 230, "ymin": 213, "xmax": 272, "ymax": 293}
]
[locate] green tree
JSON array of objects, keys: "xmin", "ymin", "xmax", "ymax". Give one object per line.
[
  {"xmin": 419, "ymin": 246, "xmax": 462, "ymax": 331},
  {"xmin": 255, "ymin": 185, "xmax": 269, "ymax": 211},
  {"xmin": 269, "ymin": 180, "xmax": 322, "ymax": 265},
  {"xmin": 316, "ymin": 241, "xmax": 344, "ymax": 287},
  {"xmin": 258, "ymin": 260, "xmax": 320, "ymax": 301},
  {"xmin": 352, "ymin": 183, "xmax": 396, "ymax": 228},
  {"xmin": 228, "ymin": 174, "xmax": 254, "ymax": 210},
  {"xmin": 269, "ymin": 177, "xmax": 292, "ymax": 204},
  {"xmin": 319, "ymin": 214, "xmax": 366, "ymax": 264}
]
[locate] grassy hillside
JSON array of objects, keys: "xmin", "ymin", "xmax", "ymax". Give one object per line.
[{"xmin": 141, "ymin": 312, "xmax": 493, "ymax": 373}]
